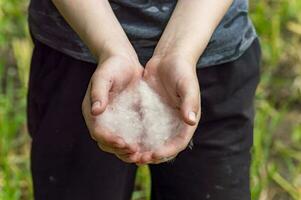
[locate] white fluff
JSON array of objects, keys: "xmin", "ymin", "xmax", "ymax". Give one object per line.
[{"xmin": 96, "ymin": 80, "xmax": 183, "ymax": 151}]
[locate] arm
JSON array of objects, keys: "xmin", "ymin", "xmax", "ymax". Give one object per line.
[
  {"xmin": 52, "ymin": 0, "xmax": 137, "ymax": 63},
  {"xmin": 153, "ymin": 0, "xmax": 233, "ymax": 65},
  {"xmin": 141, "ymin": 0, "xmax": 233, "ymax": 164},
  {"xmin": 52, "ymin": 0, "xmax": 143, "ymax": 163}
]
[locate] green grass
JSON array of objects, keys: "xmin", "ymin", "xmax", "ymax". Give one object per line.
[{"xmin": 0, "ymin": 0, "xmax": 301, "ymax": 200}]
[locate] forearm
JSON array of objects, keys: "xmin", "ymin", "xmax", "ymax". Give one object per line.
[
  {"xmin": 52, "ymin": 0, "xmax": 137, "ymax": 63},
  {"xmin": 153, "ymin": 0, "xmax": 233, "ymax": 65}
]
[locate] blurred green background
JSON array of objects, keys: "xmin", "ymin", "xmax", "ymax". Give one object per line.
[{"xmin": 0, "ymin": 0, "xmax": 301, "ymax": 199}]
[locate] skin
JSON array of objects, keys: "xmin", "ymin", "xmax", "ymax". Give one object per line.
[{"xmin": 52, "ymin": 0, "xmax": 233, "ymax": 164}]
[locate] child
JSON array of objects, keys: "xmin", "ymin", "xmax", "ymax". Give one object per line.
[{"xmin": 28, "ymin": 0, "xmax": 261, "ymax": 199}]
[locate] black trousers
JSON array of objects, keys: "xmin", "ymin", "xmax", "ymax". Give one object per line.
[{"xmin": 27, "ymin": 38, "xmax": 261, "ymax": 200}]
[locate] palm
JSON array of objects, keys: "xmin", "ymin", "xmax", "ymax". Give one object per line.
[
  {"xmin": 144, "ymin": 56, "xmax": 200, "ymax": 118},
  {"xmin": 82, "ymin": 56, "xmax": 144, "ymax": 163},
  {"xmin": 141, "ymin": 56, "xmax": 201, "ymax": 163}
]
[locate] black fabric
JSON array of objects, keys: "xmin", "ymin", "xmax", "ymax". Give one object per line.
[{"xmin": 27, "ymin": 38, "xmax": 261, "ymax": 200}]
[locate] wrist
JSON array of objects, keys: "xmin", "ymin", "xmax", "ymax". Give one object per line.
[
  {"xmin": 153, "ymin": 42, "xmax": 206, "ymax": 67},
  {"xmin": 94, "ymin": 41, "xmax": 139, "ymax": 66},
  {"xmin": 151, "ymin": 51, "xmax": 197, "ymax": 70},
  {"xmin": 153, "ymin": 25, "xmax": 213, "ymax": 66},
  {"xmin": 149, "ymin": 53, "xmax": 197, "ymax": 73}
]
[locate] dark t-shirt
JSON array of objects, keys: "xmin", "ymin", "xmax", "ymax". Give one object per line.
[{"xmin": 28, "ymin": 0, "xmax": 257, "ymax": 68}]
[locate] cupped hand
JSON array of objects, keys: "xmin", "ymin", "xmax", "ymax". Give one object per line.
[
  {"xmin": 139, "ymin": 55, "xmax": 201, "ymax": 164},
  {"xmin": 82, "ymin": 55, "xmax": 144, "ymax": 163}
]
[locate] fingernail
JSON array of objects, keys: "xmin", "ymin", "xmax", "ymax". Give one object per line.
[
  {"xmin": 92, "ymin": 101, "xmax": 101, "ymax": 111},
  {"xmin": 188, "ymin": 111, "xmax": 196, "ymax": 122}
]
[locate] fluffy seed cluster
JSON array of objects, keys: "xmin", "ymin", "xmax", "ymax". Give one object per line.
[{"xmin": 96, "ymin": 80, "xmax": 183, "ymax": 151}]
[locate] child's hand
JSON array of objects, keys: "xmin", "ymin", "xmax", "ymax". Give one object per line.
[
  {"xmin": 139, "ymin": 55, "xmax": 201, "ymax": 164},
  {"xmin": 82, "ymin": 55, "xmax": 143, "ymax": 163}
]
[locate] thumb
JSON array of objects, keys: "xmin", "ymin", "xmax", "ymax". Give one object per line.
[
  {"xmin": 90, "ymin": 70, "xmax": 112, "ymax": 116},
  {"xmin": 177, "ymin": 77, "xmax": 200, "ymax": 126}
]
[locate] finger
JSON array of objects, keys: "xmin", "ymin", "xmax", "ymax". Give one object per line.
[
  {"xmin": 176, "ymin": 77, "xmax": 200, "ymax": 126},
  {"xmin": 115, "ymin": 147, "xmax": 137, "ymax": 155},
  {"xmin": 153, "ymin": 155, "xmax": 176, "ymax": 164},
  {"xmin": 151, "ymin": 122, "xmax": 196, "ymax": 163},
  {"xmin": 151, "ymin": 131, "xmax": 191, "ymax": 162},
  {"xmin": 96, "ymin": 134, "xmax": 139, "ymax": 152},
  {"xmin": 93, "ymin": 130, "xmax": 126, "ymax": 147},
  {"xmin": 97, "ymin": 143, "xmax": 115, "ymax": 154},
  {"xmin": 137, "ymin": 151, "xmax": 153, "ymax": 165},
  {"xmin": 92, "ymin": 124, "xmax": 141, "ymax": 153},
  {"xmin": 90, "ymin": 69, "xmax": 113, "ymax": 116},
  {"xmin": 97, "ymin": 143, "xmax": 135, "ymax": 156},
  {"xmin": 113, "ymin": 143, "xmax": 139, "ymax": 154},
  {"xmin": 151, "ymin": 145, "xmax": 179, "ymax": 162},
  {"xmin": 124, "ymin": 143, "xmax": 140, "ymax": 153},
  {"xmin": 116, "ymin": 152, "xmax": 141, "ymax": 163}
]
